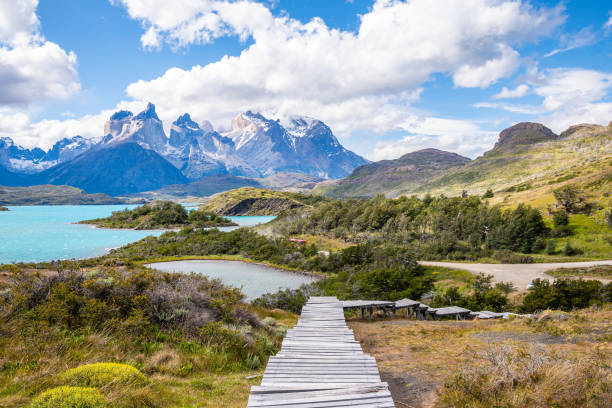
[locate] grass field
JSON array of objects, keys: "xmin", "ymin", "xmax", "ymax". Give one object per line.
[{"xmin": 349, "ymin": 307, "xmax": 612, "ymax": 407}]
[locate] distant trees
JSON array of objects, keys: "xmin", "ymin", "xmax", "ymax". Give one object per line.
[{"xmin": 273, "ymin": 195, "xmax": 549, "ymax": 259}]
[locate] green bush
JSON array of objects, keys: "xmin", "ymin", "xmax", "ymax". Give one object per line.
[
  {"xmin": 520, "ymin": 278, "xmax": 605, "ymax": 313},
  {"xmin": 30, "ymin": 386, "xmax": 107, "ymax": 408},
  {"xmin": 62, "ymin": 363, "xmax": 147, "ymax": 387}
]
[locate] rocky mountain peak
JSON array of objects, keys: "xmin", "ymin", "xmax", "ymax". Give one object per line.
[
  {"xmin": 134, "ymin": 102, "xmax": 159, "ymax": 121},
  {"xmin": 109, "ymin": 110, "xmax": 133, "ymax": 121},
  {"xmin": 491, "ymin": 122, "xmax": 558, "ymax": 153},
  {"xmin": 174, "ymin": 113, "xmax": 200, "ymax": 130}
]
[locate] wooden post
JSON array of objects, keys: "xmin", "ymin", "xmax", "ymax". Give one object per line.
[
  {"xmin": 392, "ymin": 306, "xmax": 397, "ymax": 318},
  {"xmin": 361, "ymin": 307, "xmax": 365, "ymax": 319},
  {"xmin": 369, "ymin": 307, "xmax": 373, "ymax": 320}
]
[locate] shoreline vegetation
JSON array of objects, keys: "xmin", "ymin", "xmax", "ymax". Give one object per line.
[
  {"xmin": 142, "ymin": 255, "xmax": 325, "ymax": 278},
  {"xmin": 79, "ymin": 201, "xmax": 237, "ymax": 230},
  {"xmin": 0, "ymin": 206, "xmax": 8, "ymax": 211}
]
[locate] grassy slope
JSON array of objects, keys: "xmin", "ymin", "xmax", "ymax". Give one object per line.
[
  {"xmin": 0, "ymin": 185, "xmax": 130, "ymax": 205},
  {"xmin": 416, "ymin": 123, "xmax": 612, "ymax": 210},
  {"xmin": 313, "ymin": 149, "xmax": 470, "ymax": 198},
  {"xmin": 199, "ymin": 187, "xmax": 329, "ymax": 216}
]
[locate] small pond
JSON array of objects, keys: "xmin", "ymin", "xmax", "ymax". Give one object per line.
[{"xmin": 147, "ymin": 259, "xmax": 317, "ymax": 300}]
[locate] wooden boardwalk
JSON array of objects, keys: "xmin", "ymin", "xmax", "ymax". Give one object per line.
[{"xmin": 247, "ymin": 296, "xmax": 395, "ymax": 407}]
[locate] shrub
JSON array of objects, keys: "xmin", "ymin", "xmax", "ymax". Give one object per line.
[
  {"xmin": 482, "ymin": 189, "xmax": 494, "ymax": 198},
  {"xmin": 521, "ymin": 278, "xmax": 605, "ymax": 313},
  {"xmin": 563, "ymin": 241, "xmax": 583, "ymax": 256},
  {"xmin": 30, "ymin": 386, "xmax": 107, "ymax": 408},
  {"xmin": 545, "ymin": 239, "xmax": 557, "ymax": 255},
  {"xmin": 550, "ymin": 225, "xmax": 572, "ymax": 237},
  {"xmin": 493, "ymin": 250, "xmax": 534, "ymax": 264},
  {"xmin": 62, "ymin": 363, "xmax": 148, "ymax": 387},
  {"xmin": 552, "ymin": 211, "xmax": 569, "ymax": 227}
]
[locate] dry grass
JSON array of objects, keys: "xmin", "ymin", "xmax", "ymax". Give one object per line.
[{"xmin": 349, "ymin": 307, "xmax": 612, "ymax": 408}]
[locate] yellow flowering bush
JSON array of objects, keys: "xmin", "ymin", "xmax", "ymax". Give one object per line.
[
  {"xmin": 30, "ymin": 386, "xmax": 107, "ymax": 408},
  {"xmin": 62, "ymin": 363, "xmax": 147, "ymax": 387}
]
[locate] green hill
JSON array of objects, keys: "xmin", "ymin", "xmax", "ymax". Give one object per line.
[
  {"xmin": 415, "ymin": 122, "xmax": 612, "ymax": 210},
  {"xmin": 313, "ymin": 148, "xmax": 471, "ymax": 198},
  {"xmin": 199, "ymin": 187, "xmax": 329, "ymax": 216}
]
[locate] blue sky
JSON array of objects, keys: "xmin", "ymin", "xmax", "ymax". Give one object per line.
[{"xmin": 1, "ymin": 0, "xmax": 611, "ymax": 160}]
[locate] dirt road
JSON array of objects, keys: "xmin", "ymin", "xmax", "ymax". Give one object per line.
[{"xmin": 419, "ymin": 260, "xmax": 612, "ymax": 289}]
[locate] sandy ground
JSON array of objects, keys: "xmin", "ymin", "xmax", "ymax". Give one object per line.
[{"xmin": 419, "ymin": 260, "xmax": 612, "ymax": 289}]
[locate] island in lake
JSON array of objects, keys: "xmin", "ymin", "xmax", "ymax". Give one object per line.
[
  {"xmin": 0, "ymin": 206, "xmax": 8, "ymax": 211},
  {"xmin": 79, "ymin": 200, "xmax": 237, "ymax": 230}
]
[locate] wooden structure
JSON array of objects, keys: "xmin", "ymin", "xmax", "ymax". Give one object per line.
[
  {"xmin": 342, "ymin": 298, "xmax": 498, "ymax": 321},
  {"xmin": 247, "ymin": 296, "xmax": 395, "ymax": 407},
  {"xmin": 341, "ymin": 300, "xmax": 395, "ymax": 319}
]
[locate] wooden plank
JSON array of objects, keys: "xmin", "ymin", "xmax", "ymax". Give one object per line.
[{"xmin": 246, "ymin": 297, "xmax": 395, "ymax": 407}]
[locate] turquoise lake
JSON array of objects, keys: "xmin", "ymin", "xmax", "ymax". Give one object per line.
[{"xmin": 0, "ymin": 205, "xmax": 274, "ymax": 264}]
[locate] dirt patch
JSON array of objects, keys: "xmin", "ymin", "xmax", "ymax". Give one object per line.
[{"xmin": 380, "ymin": 370, "xmax": 438, "ymax": 408}]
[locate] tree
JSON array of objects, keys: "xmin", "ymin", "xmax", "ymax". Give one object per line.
[
  {"xmin": 553, "ymin": 185, "xmax": 590, "ymax": 214},
  {"xmin": 552, "ymin": 211, "xmax": 569, "ymax": 227}
]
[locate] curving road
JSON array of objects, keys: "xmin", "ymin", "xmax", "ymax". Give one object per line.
[{"xmin": 419, "ymin": 260, "xmax": 612, "ymax": 289}]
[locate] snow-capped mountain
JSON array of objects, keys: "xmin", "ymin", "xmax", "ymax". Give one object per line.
[
  {"xmin": 96, "ymin": 104, "xmax": 367, "ymax": 180},
  {"xmin": 101, "ymin": 103, "xmax": 167, "ymax": 152},
  {"xmin": 0, "ymin": 103, "xmax": 368, "ymax": 193},
  {"xmin": 223, "ymin": 111, "xmax": 368, "ymax": 178},
  {"xmin": 0, "ymin": 135, "xmax": 92, "ymax": 174},
  {"xmin": 166, "ymin": 113, "xmax": 257, "ymax": 179}
]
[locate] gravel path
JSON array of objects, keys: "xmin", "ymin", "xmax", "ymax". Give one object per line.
[{"xmin": 419, "ymin": 260, "xmax": 612, "ymax": 289}]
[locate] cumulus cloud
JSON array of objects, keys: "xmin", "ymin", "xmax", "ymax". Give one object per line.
[
  {"xmin": 113, "ymin": 0, "xmax": 563, "ymax": 138},
  {"xmin": 492, "ymin": 84, "xmax": 530, "ymax": 99},
  {"xmin": 371, "ymin": 117, "xmax": 498, "ymax": 160},
  {"xmin": 7, "ymin": 0, "xmax": 567, "ymax": 155},
  {"xmin": 0, "ymin": 0, "xmax": 79, "ymax": 108}
]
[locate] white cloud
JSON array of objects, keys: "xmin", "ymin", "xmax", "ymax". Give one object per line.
[
  {"xmin": 544, "ymin": 26, "xmax": 597, "ymax": 57},
  {"xmin": 113, "ymin": 0, "xmax": 562, "ymax": 138},
  {"xmin": 532, "ymin": 68, "xmax": 612, "ymax": 112},
  {"xmin": 492, "ymin": 84, "xmax": 530, "ymax": 99},
  {"xmin": 604, "ymin": 12, "xmax": 612, "ymax": 35},
  {"xmin": 371, "ymin": 117, "xmax": 497, "ymax": 160},
  {"xmin": 7, "ymin": 0, "xmax": 567, "ymax": 154},
  {"xmin": 453, "ymin": 45, "xmax": 520, "ymax": 88},
  {"xmin": 476, "ymin": 68, "xmax": 612, "ymax": 133},
  {"xmin": 0, "ymin": 0, "xmax": 79, "ymax": 107}
]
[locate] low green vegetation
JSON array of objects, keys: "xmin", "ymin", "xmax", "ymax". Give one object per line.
[
  {"xmin": 547, "ymin": 265, "xmax": 612, "ymax": 279},
  {"xmin": 0, "ymin": 263, "xmax": 287, "ymax": 407},
  {"xmin": 80, "ymin": 201, "xmax": 236, "ymax": 229}
]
